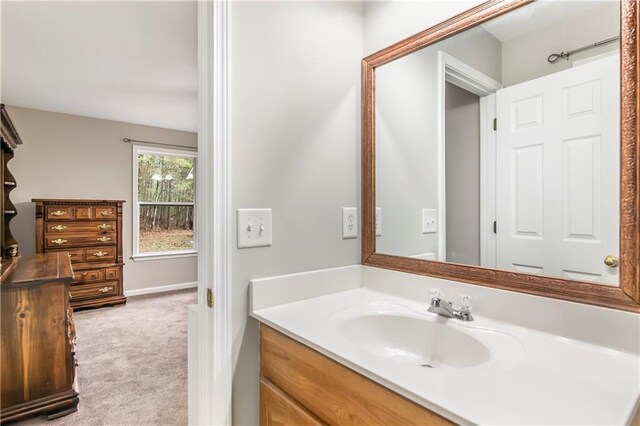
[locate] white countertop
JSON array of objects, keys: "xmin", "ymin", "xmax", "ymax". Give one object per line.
[{"xmin": 250, "ymin": 266, "xmax": 640, "ymax": 425}]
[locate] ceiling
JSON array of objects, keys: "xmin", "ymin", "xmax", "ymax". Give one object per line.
[
  {"xmin": 481, "ymin": 1, "xmax": 607, "ymax": 42},
  {"xmin": 1, "ymin": 1, "xmax": 197, "ymax": 132}
]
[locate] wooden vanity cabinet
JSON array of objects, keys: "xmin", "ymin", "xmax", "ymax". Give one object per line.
[{"xmin": 260, "ymin": 325, "xmax": 453, "ymax": 426}]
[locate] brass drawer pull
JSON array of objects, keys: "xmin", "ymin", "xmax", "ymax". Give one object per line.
[
  {"xmin": 51, "ymin": 225, "xmax": 68, "ymax": 231},
  {"xmin": 97, "ymin": 224, "xmax": 112, "ymax": 231},
  {"xmin": 93, "ymin": 251, "xmax": 109, "ymax": 257},
  {"xmin": 97, "ymin": 237, "xmax": 112, "ymax": 243},
  {"xmin": 99, "ymin": 210, "xmax": 112, "ymax": 216},
  {"xmin": 51, "ymin": 239, "xmax": 67, "ymax": 245},
  {"xmin": 50, "ymin": 210, "xmax": 68, "ymax": 216},
  {"xmin": 98, "ymin": 286, "xmax": 111, "ymax": 293}
]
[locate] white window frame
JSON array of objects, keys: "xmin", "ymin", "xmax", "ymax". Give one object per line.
[{"xmin": 132, "ymin": 144, "xmax": 198, "ymax": 260}]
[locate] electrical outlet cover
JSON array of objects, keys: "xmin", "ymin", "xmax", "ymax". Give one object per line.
[
  {"xmin": 342, "ymin": 207, "xmax": 358, "ymax": 239},
  {"xmin": 422, "ymin": 208, "xmax": 437, "ymax": 234},
  {"xmin": 375, "ymin": 207, "xmax": 382, "ymax": 236},
  {"xmin": 237, "ymin": 208, "xmax": 272, "ymax": 248}
]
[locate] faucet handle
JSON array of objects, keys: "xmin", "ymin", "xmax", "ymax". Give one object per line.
[{"xmin": 460, "ymin": 295, "xmax": 472, "ymax": 313}]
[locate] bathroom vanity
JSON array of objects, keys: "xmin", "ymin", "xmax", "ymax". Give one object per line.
[{"xmin": 251, "ymin": 266, "xmax": 640, "ymax": 425}]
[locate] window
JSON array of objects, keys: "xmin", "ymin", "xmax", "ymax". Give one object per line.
[{"xmin": 133, "ymin": 146, "xmax": 197, "ymax": 259}]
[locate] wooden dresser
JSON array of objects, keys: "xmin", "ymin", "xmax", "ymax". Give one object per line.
[
  {"xmin": 1, "ymin": 253, "xmax": 79, "ymax": 422},
  {"xmin": 33, "ymin": 199, "xmax": 126, "ymax": 309}
]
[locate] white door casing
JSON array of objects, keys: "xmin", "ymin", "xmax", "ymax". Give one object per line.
[
  {"xmin": 496, "ymin": 54, "xmax": 620, "ymax": 285},
  {"xmin": 191, "ymin": 1, "xmax": 232, "ymax": 425},
  {"xmin": 437, "ymin": 51, "xmax": 502, "ymax": 264}
]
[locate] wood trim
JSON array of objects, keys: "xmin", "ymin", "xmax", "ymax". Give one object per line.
[
  {"xmin": 116, "ymin": 202, "xmax": 123, "ymax": 264},
  {"xmin": 363, "ymin": 0, "xmax": 533, "ymax": 68},
  {"xmin": 361, "ymin": 59, "xmax": 375, "ymax": 263},
  {"xmin": 35, "ymin": 203, "xmax": 44, "ymax": 254},
  {"xmin": 361, "ymin": 0, "xmax": 640, "ymax": 312},
  {"xmin": 620, "ymin": 0, "xmax": 640, "ymax": 303},
  {"xmin": 31, "ymin": 199, "xmax": 127, "ymax": 204}
]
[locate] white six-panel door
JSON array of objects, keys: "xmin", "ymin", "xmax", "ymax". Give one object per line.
[{"xmin": 496, "ymin": 54, "xmax": 619, "ymax": 285}]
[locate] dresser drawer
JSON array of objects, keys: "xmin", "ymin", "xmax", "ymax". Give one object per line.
[
  {"xmin": 46, "ymin": 207, "xmax": 75, "ymax": 220},
  {"xmin": 75, "ymin": 207, "xmax": 93, "ymax": 219},
  {"xmin": 46, "ymin": 221, "xmax": 116, "ymax": 234},
  {"xmin": 105, "ymin": 267, "xmax": 120, "ymax": 280},
  {"xmin": 70, "ymin": 281, "xmax": 118, "ymax": 301},
  {"xmin": 84, "ymin": 247, "xmax": 116, "ymax": 262},
  {"xmin": 45, "ymin": 233, "xmax": 116, "ymax": 249},
  {"xmin": 72, "ymin": 268, "xmax": 105, "ymax": 284},
  {"xmin": 49, "ymin": 249, "xmax": 84, "ymax": 263},
  {"xmin": 93, "ymin": 207, "xmax": 116, "ymax": 219}
]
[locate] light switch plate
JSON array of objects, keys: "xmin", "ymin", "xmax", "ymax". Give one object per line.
[
  {"xmin": 342, "ymin": 207, "xmax": 358, "ymax": 239},
  {"xmin": 375, "ymin": 207, "xmax": 382, "ymax": 236},
  {"xmin": 237, "ymin": 208, "xmax": 272, "ymax": 248},
  {"xmin": 422, "ymin": 208, "xmax": 437, "ymax": 234}
]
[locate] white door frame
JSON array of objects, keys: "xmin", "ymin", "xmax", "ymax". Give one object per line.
[
  {"xmin": 436, "ymin": 51, "xmax": 501, "ymax": 265},
  {"xmin": 195, "ymin": 1, "xmax": 231, "ymax": 425}
]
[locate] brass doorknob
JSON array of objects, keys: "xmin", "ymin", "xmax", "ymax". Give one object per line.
[{"xmin": 604, "ymin": 255, "xmax": 619, "ymax": 268}]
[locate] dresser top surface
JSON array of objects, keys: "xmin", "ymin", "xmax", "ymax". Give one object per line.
[
  {"xmin": 32, "ymin": 198, "xmax": 125, "ymax": 204},
  {"xmin": 1, "ymin": 253, "xmax": 74, "ymax": 286}
]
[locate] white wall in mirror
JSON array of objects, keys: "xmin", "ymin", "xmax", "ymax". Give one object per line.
[
  {"xmin": 375, "ymin": 19, "xmax": 502, "ymax": 259},
  {"xmin": 497, "ymin": 2, "xmax": 620, "ymax": 86}
]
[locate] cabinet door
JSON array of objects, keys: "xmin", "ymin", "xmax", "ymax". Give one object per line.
[
  {"xmin": 260, "ymin": 379, "xmax": 324, "ymax": 426},
  {"xmin": 260, "ymin": 325, "xmax": 453, "ymax": 426}
]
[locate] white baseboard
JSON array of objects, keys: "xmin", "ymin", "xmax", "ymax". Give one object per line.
[{"xmin": 124, "ymin": 281, "xmax": 197, "ymax": 297}]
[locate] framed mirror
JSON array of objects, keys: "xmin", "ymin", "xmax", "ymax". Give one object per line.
[{"xmin": 362, "ymin": 0, "xmax": 640, "ymax": 312}]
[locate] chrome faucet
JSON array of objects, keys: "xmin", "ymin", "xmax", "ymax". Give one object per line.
[{"xmin": 427, "ymin": 290, "xmax": 473, "ymax": 321}]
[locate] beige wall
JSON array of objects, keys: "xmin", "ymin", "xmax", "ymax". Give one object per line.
[
  {"xmin": 445, "ymin": 82, "xmax": 480, "ymax": 265},
  {"xmin": 230, "ymin": 2, "xmax": 363, "ymax": 424},
  {"xmin": 7, "ymin": 106, "xmax": 197, "ymax": 292}
]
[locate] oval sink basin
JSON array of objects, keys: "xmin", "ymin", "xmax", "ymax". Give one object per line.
[{"xmin": 340, "ymin": 313, "xmax": 491, "ymax": 368}]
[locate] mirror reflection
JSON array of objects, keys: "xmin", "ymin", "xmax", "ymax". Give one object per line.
[{"xmin": 375, "ymin": 1, "xmax": 620, "ymax": 285}]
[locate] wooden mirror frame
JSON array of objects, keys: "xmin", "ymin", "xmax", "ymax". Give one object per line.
[{"xmin": 362, "ymin": 0, "xmax": 640, "ymax": 312}]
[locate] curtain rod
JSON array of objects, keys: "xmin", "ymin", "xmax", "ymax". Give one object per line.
[
  {"xmin": 121, "ymin": 137, "xmax": 197, "ymax": 151},
  {"xmin": 547, "ymin": 36, "xmax": 620, "ymax": 63}
]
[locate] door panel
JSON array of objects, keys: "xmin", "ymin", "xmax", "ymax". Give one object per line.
[{"xmin": 496, "ymin": 54, "xmax": 619, "ymax": 285}]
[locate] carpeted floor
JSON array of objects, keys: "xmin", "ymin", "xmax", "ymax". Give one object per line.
[{"xmin": 19, "ymin": 288, "xmax": 197, "ymax": 426}]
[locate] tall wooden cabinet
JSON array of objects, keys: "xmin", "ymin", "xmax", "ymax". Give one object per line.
[
  {"xmin": 1, "ymin": 104, "xmax": 23, "ymax": 259},
  {"xmin": 1, "ymin": 253, "xmax": 79, "ymax": 422},
  {"xmin": 33, "ymin": 199, "xmax": 127, "ymax": 309}
]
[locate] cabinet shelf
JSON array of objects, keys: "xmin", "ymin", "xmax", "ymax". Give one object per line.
[{"xmin": 2, "ymin": 104, "xmax": 23, "ymax": 258}]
